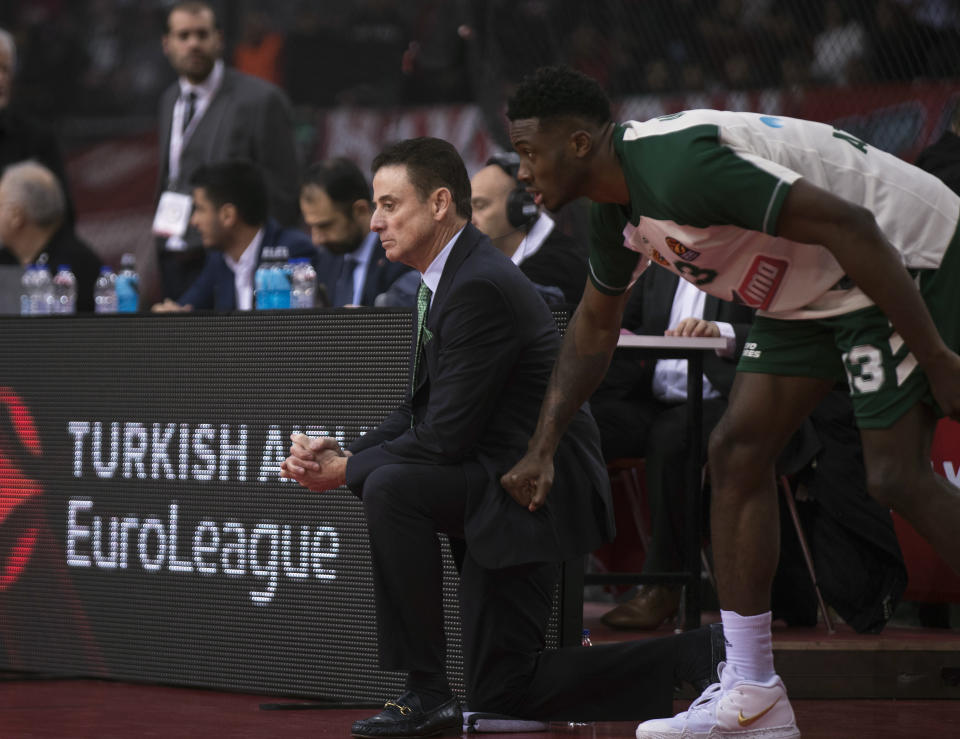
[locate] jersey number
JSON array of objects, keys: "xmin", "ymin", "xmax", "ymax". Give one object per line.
[
  {"xmin": 842, "ymin": 345, "xmax": 885, "ymax": 393},
  {"xmin": 675, "ymin": 261, "xmax": 718, "ymax": 286},
  {"xmin": 832, "ymin": 130, "xmax": 868, "ymax": 154}
]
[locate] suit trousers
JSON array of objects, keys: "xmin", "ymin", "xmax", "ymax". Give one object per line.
[
  {"xmin": 361, "ymin": 461, "xmax": 705, "ymax": 721},
  {"xmin": 593, "ymin": 393, "xmax": 728, "ymax": 573}
]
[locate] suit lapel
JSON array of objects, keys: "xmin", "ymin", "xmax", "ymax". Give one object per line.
[
  {"xmin": 411, "ymin": 224, "xmax": 481, "ymax": 397},
  {"xmin": 428, "ymin": 223, "xmax": 480, "ymax": 328},
  {"xmin": 157, "ymin": 86, "xmax": 178, "ymax": 190},
  {"xmin": 703, "ymin": 294, "xmax": 721, "ymax": 322},
  {"xmin": 182, "ymin": 70, "xmax": 234, "ymax": 164}
]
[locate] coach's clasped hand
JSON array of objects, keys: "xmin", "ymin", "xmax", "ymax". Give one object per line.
[{"xmin": 281, "ymin": 433, "xmax": 351, "ymax": 492}]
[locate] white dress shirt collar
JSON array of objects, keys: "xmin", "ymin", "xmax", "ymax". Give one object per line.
[
  {"xmin": 179, "ymin": 58, "xmax": 224, "ymax": 105},
  {"xmin": 224, "ymin": 227, "xmax": 264, "ymax": 311},
  {"xmin": 420, "ymin": 225, "xmax": 466, "ymax": 305}
]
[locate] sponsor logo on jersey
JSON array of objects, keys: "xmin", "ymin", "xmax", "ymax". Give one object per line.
[
  {"xmin": 733, "ymin": 256, "xmax": 788, "ymax": 310},
  {"xmin": 650, "ymin": 248, "xmax": 670, "ymax": 267},
  {"xmin": 665, "ymin": 236, "xmax": 700, "ymax": 261}
]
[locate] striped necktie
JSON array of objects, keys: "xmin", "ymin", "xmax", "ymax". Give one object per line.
[{"xmin": 411, "ymin": 281, "xmax": 432, "ymax": 421}]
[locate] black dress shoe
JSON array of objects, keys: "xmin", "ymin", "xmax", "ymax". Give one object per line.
[
  {"xmin": 351, "ymin": 691, "xmax": 462, "ymax": 738},
  {"xmin": 675, "ymin": 622, "xmax": 726, "ymax": 693}
]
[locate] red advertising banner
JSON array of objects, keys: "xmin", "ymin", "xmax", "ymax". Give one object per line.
[{"xmin": 895, "ymin": 419, "xmax": 960, "ymax": 602}]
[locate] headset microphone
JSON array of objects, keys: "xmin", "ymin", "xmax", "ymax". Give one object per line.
[{"xmin": 485, "ymin": 152, "xmax": 539, "ymax": 230}]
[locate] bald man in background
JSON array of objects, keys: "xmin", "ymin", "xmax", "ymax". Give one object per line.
[
  {"xmin": 470, "ymin": 152, "xmax": 587, "ymax": 304},
  {"xmin": 0, "ymin": 161, "xmax": 100, "ymax": 311}
]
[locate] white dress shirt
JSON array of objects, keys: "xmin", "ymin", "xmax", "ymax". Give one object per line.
[
  {"xmin": 651, "ymin": 277, "xmax": 736, "ymax": 403},
  {"xmin": 420, "ymin": 226, "xmax": 466, "ymax": 306},
  {"xmin": 224, "ymin": 228, "xmax": 264, "ymax": 311}
]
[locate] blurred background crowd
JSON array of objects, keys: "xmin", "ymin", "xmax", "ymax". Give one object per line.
[
  {"xmin": 5, "ymin": 0, "xmax": 960, "ymax": 120},
  {"xmin": 0, "ymin": 0, "xmax": 959, "ymax": 302}
]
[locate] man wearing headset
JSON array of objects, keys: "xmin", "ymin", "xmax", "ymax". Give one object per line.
[{"xmin": 470, "ymin": 152, "xmax": 588, "ymax": 304}]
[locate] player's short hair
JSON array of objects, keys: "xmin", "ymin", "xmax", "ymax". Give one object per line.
[
  {"xmin": 189, "ymin": 160, "xmax": 267, "ymax": 226},
  {"xmin": 372, "ymin": 138, "xmax": 472, "ymax": 221},
  {"xmin": 301, "ymin": 158, "xmax": 372, "ymax": 213},
  {"xmin": 506, "ymin": 65, "xmax": 612, "ymax": 127}
]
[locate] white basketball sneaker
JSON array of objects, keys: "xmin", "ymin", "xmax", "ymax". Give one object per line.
[{"xmin": 635, "ymin": 662, "xmax": 800, "ymax": 738}]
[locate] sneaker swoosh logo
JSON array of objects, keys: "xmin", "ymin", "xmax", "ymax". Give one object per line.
[{"xmin": 737, "ymin": 697, "xmax": 780, "ymax": 727}]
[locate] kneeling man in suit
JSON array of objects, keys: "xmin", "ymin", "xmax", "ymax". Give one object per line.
[{"xmin": 282, "ymin": 137, "xmax": 722, "ymax": 737}]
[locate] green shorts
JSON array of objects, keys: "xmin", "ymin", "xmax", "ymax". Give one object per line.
[{"xmin": 738, "ymin": 227, "xmax": 960, "ymax": 429}]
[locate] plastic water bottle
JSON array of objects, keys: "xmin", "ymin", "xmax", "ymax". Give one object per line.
[
  {"xmin": 115, "ymin": 253, "xmax": 140, "ymax": 312},
  {"xmin": 94, "ymin": 266, "xmax": 118, "ymax": 314},
  {"xmin": 52, "ymin": 264, "xmax": 77, "ymax": 314},
  {"xmin": 256, "ymin": 260, "xmax": 292, "ymax": 310},
  {"xmin": 255, "ymin": 262, "xmax": 272, "ymax": 309},
  {"xmin": 19, "ymin": 265, "xmax": 35, "ymax": 315},
  {"xmin": 29, "ymin": 265, "xmax": 53, "ymax": 315},
  {"xmin": 290, "ymin": 258, "xmax": 316, "ymax": 309}
]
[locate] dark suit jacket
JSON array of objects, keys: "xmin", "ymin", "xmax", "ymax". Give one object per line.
[
  {"xmin": 0, "ymin": 226, "xmax": 102, "ymax": 313},
  {"xmin": 519, "ymin": 226, "xmax": 589, "ymax": 305},
  {"xmin": 621, "ymin": 265, "xmax": 754, "ymax": 397},
  {"xmin": 156, "ymin": 68, "xmax": 301, "ymax": 231},
  {"xmin": 314, "ymin": 235, "xmax": 412, "ymax": 307},
  {"xmin": 345, "ymin": 223, "xmax": 615, "ymax": 568},
  {"xmin": 177, "ymin": 220, "xmax": 315, "ymax": 310}
]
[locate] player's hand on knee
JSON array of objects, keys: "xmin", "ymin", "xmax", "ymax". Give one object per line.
[{"xmin": 501, "ymin": 453, "xmax": 555, "ymax": 512}]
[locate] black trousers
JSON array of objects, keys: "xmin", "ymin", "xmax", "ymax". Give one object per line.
[
  {"xmin": 592, "ymin": 394, "xmax": 728, "ymax": 573},
  {"xmin": 362, "ymin": 462, "xmax": 703, "ymax": 721}
]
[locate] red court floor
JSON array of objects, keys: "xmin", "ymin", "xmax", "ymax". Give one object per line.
[{"xmin": 2, "ymin": 676, "xmax": 958, "ymax": 738}]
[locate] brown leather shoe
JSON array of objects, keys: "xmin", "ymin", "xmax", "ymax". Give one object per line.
[{"xmin": 601, "ymin": 585, "xmax": 681, "ymax": 630}]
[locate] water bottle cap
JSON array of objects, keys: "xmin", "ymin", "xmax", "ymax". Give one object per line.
[
  {"xmin": 99, "ymin": 266, "xmax": 113, "ymax": 273},
  {"xmin": 57, "ymin": 264, "xmax": 71, "ymax": 271},
  {"xmin": 582, "ymin": 628, "xmax": 590, "ymax": 636}
]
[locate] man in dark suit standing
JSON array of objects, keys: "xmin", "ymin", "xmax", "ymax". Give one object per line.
[
  {"xmin": 151, "ymin": 160, "xmax": 314, "ymax": 312},
  {"xmin": 155, "ymin": 1, "xmax": 299, "ymax": 301},
  {"xmin": 282, "ymin": 137, "xmax": 722, "ymax": 736},
  {"xmin": 299, "ymin": 158, "xmax": 410, "ymax": 306},
  {"xmin": 591, "ymin": 267, "xmax": 753, "ymax": 629}
]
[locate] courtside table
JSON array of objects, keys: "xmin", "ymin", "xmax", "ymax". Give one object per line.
[{"xmin": 585, "ymin": 333, "xmax": 729, "ymax": 631}]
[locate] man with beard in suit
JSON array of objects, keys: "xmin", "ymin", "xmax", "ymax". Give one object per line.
[
  {"xmin": 155, "ymin": 1, "xmax": 299, "ymax": 301},
  {"xmin": 299, "ymin": 158, "xmax": 410, "ymax": 306}
]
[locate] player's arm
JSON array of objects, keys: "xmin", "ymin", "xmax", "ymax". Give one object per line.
[
  {"xmin": 776, "ymin": 178, "xmax": 960, "ymax": 416},
  {"xmin": 501, "ymin": 281, "xmax": 630, "ymax": 510}
]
